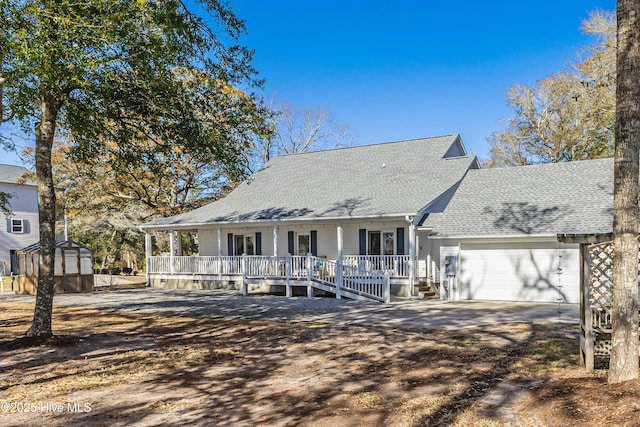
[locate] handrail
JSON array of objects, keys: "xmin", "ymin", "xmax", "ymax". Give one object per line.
[{"xmin": 147, "ymin": 254, "xmax": 392, "ymax": 303}]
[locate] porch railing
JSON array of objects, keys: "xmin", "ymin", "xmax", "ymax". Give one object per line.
[
  {"xmin": 148, "ymin": 256, "xmax": 243, "ymax": 275},
  {"xmin": 341, "ymin": 261, "xmax": 390, "ymax": 303},
  {"xmin": 342, "ymin": 255, "xmax": 410, "ymax": 277},
  {"xmin": 148, "ymin": 254, "xmax": 412, "ymax": 278},
  {"xmin": 148, "ymin": 254, "xmax": 404, "ymax": 303}
]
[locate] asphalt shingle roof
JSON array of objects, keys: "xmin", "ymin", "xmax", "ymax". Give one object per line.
[
  {"xmin": 422, "ymin": 157, "xmax": 614, "ymax": 237},
  {"xmin": 143, "ymin": 135, "xmax": 477, "ymax": 228},
  {"xmin": 0, "ymin": 164, "xmax": 33, "ymax": 185}
]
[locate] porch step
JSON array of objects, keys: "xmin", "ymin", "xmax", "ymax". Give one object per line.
[{"xmin": 418, "ymin": 281, "xmax": 440, "ymax": 299}]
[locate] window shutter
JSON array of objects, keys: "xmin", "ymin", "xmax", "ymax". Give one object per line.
[
  {"xmin": 310, "ymin": 230, "xmax": 318, "ymax": 256},
  {"xmin": 396, "ymin": 227, "xmax": 405, "ymax": 255},
  {"xmin": 255, "ymin": 232, "xmax": 262, "ymax": 255},
  {"xmin": 287, "ymin": 231, "xmax": 294, "ymax": 254},
  {"xmin": 227, "ymin": 233, "xmax": 233, "ymax": 256},
  {"xmin": 359, "ymin": 229, "xmax": 366, "ymax": 255}
]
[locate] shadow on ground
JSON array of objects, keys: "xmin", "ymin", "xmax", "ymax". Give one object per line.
[{"xmin": 0, "ymin": 301, "xmax": 602, "ymax": 426}]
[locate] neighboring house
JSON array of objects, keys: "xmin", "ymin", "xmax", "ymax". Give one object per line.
[
  {"xmin": 139, "ymin": 135, "xmax": 613, "ymax": 304},
  {"xmin": 0, "ymin": 164, "xmax": 39, "ymax": 275}
]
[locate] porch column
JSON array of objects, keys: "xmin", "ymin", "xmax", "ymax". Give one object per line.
[
  {"xmin": 273, "ymin": 225, "xmax": 279, "ymax": 277},
  {"xmin": 145, "ymin": 232, "xmax": 152, "ymax": 286},
  {"xmin": 217, "ymin": 227, "xmax": 222, "ymax": 277},
  {"xmin": 581, "ymin": 243, "xmax": 595, "ymax": 372},
  {"xmin": 336, "ymin": 224, "xmax": 343, "ymax": 299},
  {"xmin": 169, "ymin": 229, "xmax": 175, "ymax": 274},
  {"xmin": 175, "ymin": 230, "xmax": 183, "ymax": 256},
  {"xmin": 273, "ymin": 225, "xmax": 279, "ymax": 256},
  {"xmin": 408, "ymin": 224, "xmax": 416, "ymax": 297}
]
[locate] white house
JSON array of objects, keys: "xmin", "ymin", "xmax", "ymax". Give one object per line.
[
  {"xmin": 0, "ymin": 164, "xmax": 39, "ymax": 275},
  {"xmin": 139, "ymin": 135, "xmax": 614, "ymax": 304}
]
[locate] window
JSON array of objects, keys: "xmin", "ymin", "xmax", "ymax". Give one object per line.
[
  {"xmin": 296, "ymin": 233, "xmax": 310, "ymax": 256},
  {"xmin": 10, "ymin": 219, "xmax": 24, "ymax": 234},
  {"xmin": 368, "ymin": 230, "xmax": 394, "ymax": 255},
  {"xmin": 234, "ymin": 235, "xmax": 255, "ymax": 255}
]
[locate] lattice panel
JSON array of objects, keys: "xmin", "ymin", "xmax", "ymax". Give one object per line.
[
  {"xmin": 588, "ymin": 240, "xmax": 640, "ymax": 332},
  {"xmin": 588, "ymin": 241, "xmax": 614, "ymax": 332}
]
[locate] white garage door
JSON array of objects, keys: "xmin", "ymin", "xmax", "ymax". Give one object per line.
[{"xmin": 458, "ymin": 241, "xmax": 579, "ymax": 303}]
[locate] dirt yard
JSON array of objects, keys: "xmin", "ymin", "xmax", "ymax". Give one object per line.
[{"xmin": 1, "ymin": 301, "xmax": 639, "ymax": 427}]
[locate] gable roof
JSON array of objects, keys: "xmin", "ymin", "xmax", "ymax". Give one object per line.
[
  {"xmin": 0, "ymin": 164, "xmax": 34, "ymax": 185},
  {"xmin": 142, "ymin": 135, "xmax": 478, "ymax": 229},
  {"xmin": 422, "ymin": 158, "xmax": 614, "ymax": 237},
  {"xmin": 18, "ymin": 240, "xmax": 90, "ymax": 253}
]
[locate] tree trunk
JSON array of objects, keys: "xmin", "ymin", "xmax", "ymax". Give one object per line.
[
  {"xmin": 609, "ymin": 0, "xmax": 640, "ymax": 384},
  {"xmin": 26, "ymin": 97, "xmax": 59, "ymax": 338}
]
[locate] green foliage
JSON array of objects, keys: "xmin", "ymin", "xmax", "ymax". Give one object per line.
[
  {"xmin": 487, "ymin": 11, "xmax": 615, "ymax": 166},
  {"xmin": 2, "ymin": 0, "xmax": 264, "ymax": 174},
  {"xmin": 1, "ymin": 0, "xmax": 268, "ymax": 334}
]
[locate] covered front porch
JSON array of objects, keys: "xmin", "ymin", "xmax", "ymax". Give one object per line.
[{"xmin": 143, "ymin": 220, "xmax": 441, "ymax": 303}]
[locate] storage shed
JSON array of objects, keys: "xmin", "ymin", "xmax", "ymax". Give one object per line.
[{"xmin": 15, "ymin": 240, "xmax": 94, "ymax": 294}]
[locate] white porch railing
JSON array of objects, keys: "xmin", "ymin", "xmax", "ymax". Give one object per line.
[
  {"xmin": 148, "ymin": 254, "xmax": 412, "ymax": 278},
  {"xmin": 341, "ymin": 261, "xmax": 390, "ymax": 303},
  {"xmin": 148, "ymin": 256, "xmax": 244, "ymax": 275},
  {"xmin": 148, "ymin": 254, "xmax": 409, "ymax": 303},
  {"xmin": 342, "ymin": 255, "xmax": 410, "ymax": 277},
  {"xmin": 148, "ymin": 256, "xmax": 171, "ymax": 273}
]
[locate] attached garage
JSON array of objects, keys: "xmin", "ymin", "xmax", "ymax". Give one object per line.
[
  {"xmin": 422, "ymin": 159, "xmax": 614, "ymax": 304},
  {"xmin": 452, "ymin": 240, "xmax": 580, "ymax": 303}
]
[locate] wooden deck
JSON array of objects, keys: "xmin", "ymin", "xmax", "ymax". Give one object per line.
[{"xmin": 146, "ymin": 254, "xmax": 419, "ymax": 303}]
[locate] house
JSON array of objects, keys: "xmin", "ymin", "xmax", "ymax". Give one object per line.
[
  {"xmin": 139, "ymin": 135, "xmax": 613, "ymax": 304},
  {"xmin": 0, "ymin": 164, "xmax": 39, "ymax": 276}
]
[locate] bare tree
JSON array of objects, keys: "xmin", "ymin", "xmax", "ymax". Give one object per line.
[
  {"xmin": 487, "ymin": 11, "xmax": 616, "ymax": 166},
  {"xmin": 609, "ymin": 0, "xmax": 640, "ymax": 384},
  {"xmin": 249, "ymin": 100, "xmax": 357, "ymax": 171}
]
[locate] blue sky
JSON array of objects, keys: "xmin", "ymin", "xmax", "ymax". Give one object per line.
[
  {"xmin": 0, "ymin": 0, "xmax": 616, "ymax": 166},
  {"xmin": 233, "ymin": 0, "xmax": 616, "ymax": 160}
]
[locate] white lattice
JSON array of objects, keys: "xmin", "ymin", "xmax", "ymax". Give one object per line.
[{"xmin": 588, "ymin": 241, "xmax": 614, "ymax": 332}]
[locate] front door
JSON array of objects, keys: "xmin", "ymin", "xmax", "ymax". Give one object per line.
[
  {"xmin": 297, "ymin": 234, "xmax": 310, "ymax": 255},
  {"xmin": 368, "ymin": 231, "xmax": 395, "ymax": 255},
  {"xmin": 234, "ymin": 235, "xmax": 255, "ymax": 255},
  {"xmin": 368, "ymin": 231, "xmax": 381, "ymax": 255}
]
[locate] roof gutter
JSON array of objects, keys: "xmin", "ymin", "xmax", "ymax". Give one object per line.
[
  {"xmin": 420, "ymin": 232, "xmax": 559, "ymax": 240},
  {"xmin": 138, "ymin": 212, "xmax": 420, "ymax": 231},
  {"xmin": 556, "ymin": 232, "xmax": 612, "ymax": 244}
]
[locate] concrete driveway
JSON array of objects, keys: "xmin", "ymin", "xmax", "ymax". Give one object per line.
[{"xmin": 0, "ymin": 288, "xmax": 579, "ymax": 331}]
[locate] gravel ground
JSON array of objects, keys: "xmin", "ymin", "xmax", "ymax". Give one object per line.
[{"xmin": 0, "ymin": 288, "xmax": 579, "ymax": 330}]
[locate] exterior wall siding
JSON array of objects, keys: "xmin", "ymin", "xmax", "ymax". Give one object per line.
[
  {"xmin": 0, "ymin": 183, "xmax": 39, "ymax": 274},
  {"xmin": 197, "ymin": 229, "xmax": 217, "ymax": 256},
  {"xmin": 195, "ymin": 220, "xmax": 410, "ymax": 259}
]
